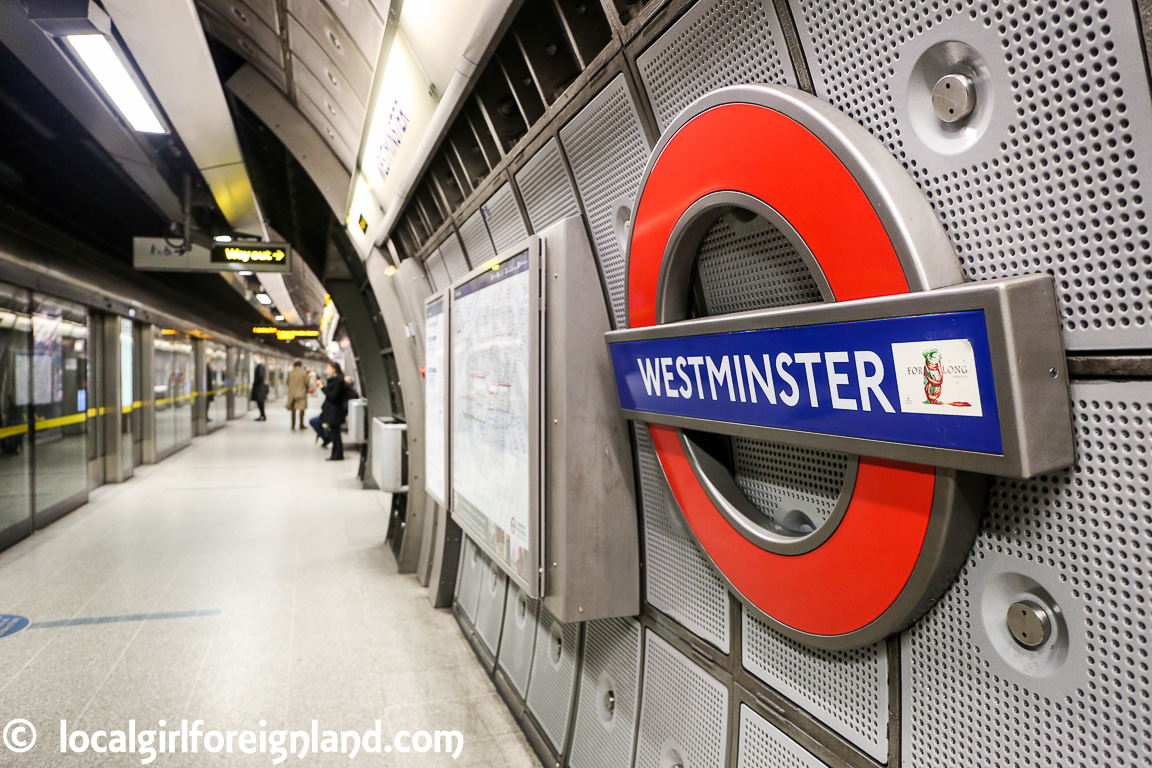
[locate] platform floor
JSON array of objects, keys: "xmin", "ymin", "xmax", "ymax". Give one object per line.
[{"xmin": 0, "ymin": 402, "xmax": 539, "ymax": 767}]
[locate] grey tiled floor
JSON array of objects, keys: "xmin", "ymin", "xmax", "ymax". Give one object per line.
[{"xmin": 0, "ymin": 404, "xmax": 540, "ymax": 767}]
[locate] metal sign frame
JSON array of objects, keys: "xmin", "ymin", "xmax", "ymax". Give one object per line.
[{"xmin": 423, "ymin": 289, "xmax": 450, "ymax": 508}]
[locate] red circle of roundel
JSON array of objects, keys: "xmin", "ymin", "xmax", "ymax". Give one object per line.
[{"xmin": 629, "ymin": 102, "xmax": 938, "ymax": 638}]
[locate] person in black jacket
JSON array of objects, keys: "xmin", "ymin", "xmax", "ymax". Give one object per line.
[
  {"xmin": 310, "ymin": 361, "xmax": 347, "ymax": 460},
  {"xmin": 250, "ymin": 354, "xmax": 268, "ymax": 421}
]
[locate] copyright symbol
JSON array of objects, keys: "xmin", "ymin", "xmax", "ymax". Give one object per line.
[{"xmin": 3, "ymin": 719, "xmax": 36, "ymax": 752}]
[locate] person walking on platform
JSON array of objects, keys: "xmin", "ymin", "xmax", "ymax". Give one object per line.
[
  {"xmin": 250, "ymin": 353, "xmax": 268, "ymax": 421},
  {"xmin": 310, "ymin": 361, "xmax": 347, "ymax": 460},
  {"xmin": 285, "ymin": 359, "xmax": 309, "ymax": 430}
]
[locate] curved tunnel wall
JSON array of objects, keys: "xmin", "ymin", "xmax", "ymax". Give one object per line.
[{"xmin": 364, "ymin": 1, "xmax": 1152, "ymax": 767}]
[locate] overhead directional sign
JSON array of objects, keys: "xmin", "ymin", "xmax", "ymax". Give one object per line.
[{"xmin": 133, "ymin": 238, "xmax": 291, "ymax": 273}]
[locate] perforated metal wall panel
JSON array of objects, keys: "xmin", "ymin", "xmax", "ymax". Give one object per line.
[
  {"xmin": 200, "ymin": 0, "xmax": 281, "ymax": 46},
  {"xmin": 455, "ymin": 536, "xmax": 483, "ymax": 624},
  {"xmin": 738, "ymin": 706, "xmax": 830, "ymax": 768},
  {"xmin": 635, "ymin": 424, "xmax": 731, "ymax": 652},
  {"xmin": 287, "ymin": 27, "xmax": 366, "ymax": 121},
  {"xmin": 294, "ymin": 89, "xmax": 357, "ymax": 171},
  {"xmin": 199, "ymin": 0, "xmax": 278, "ymax": 32},
  {"xmin": 742, "ymin": 612, "xmax": 888, "ymax": 762},
  {"xmin": 790, "ymin": 0, "xmax": 1152, "ymax": 350},
  {"xmin": 636, "ymin": 0, "xmax": 797, "ymax": 131},
  {"xmin": 287, "ymin": 17, "xmax": 371, "ymax": 106},
  {"xmin": 903, "ymin": 379, "xmax": 1152, "ymax": 768},
  {"xmin": 423, "ymin": 249, "xmax": 450, "ymax": 291},
  {"xmin": 439, "ymin": 233, "xmax": 470, "ymax": 279},
  {"xmin": 569, "ymin": 618, "xmax": 643, "ymax": 768},
  {"xmin": 634, "ymin": 630, "xmax": 728, "ymax": 768},
  {"xmin": 473, "ymin": 560, "xmax": 507, "ymax": 654},
  {"xmin": 458, "ymin": 209, "xmax": 496, "ymax": 265},
  {"xmin": 526, "ymin": 604, "xmax": 581, "ymax": 752},
  {"xmin": 498, "ymin": 584, "xmax": 539, "ymax": 698},
  {"xmin": 514, "ymin": 138, "xmax": 580, "ymax": 233},
  {"xmin": 305, "ymin": 0, "xmax": 384, "ymax": 64},
  {"xmin": 481, "ymin": 184, "xmax": 529, "ymax": 253},
  {"xmin": 199, "ymin": 10, "xmax": 286, "ymax": 91},
  {"xmin": 286, "ymin": 1, "xmax": 374, "ymax": 99},
  {"xmin": 558, "ymin": 75, "xmax": 652, "ymax": 329},
  {"xmin": 294, "ymin": 59, "xmax": 364, "ymax": 135}
]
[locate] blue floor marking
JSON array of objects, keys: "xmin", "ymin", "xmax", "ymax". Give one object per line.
[{"xmin": 28, "ymin": 609, "xmax": 222, "ymax": 629}]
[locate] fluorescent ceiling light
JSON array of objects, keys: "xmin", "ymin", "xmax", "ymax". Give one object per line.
[
  {"xmin": 214, "ymin": 235, "xmax": 233, "ymax": 242},
  {"xmin": 275, "ymin": 315, "xmax": 284, "ymax": 321},
  {"xmin": 255, "ymin": 293, "xmax": 273, "ymax": 305},
  {"xmin": 238, "ymin": 270, "xmax": 253, "ymax": 276},
  {"xmin": 65, "ymin": 34, "xmax": 165, "ymax": 134}
]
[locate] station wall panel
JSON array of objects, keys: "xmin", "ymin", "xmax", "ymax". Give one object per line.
[
  {"xmin": 513, "ymin": 138, "xmax": 581, "ymax": 233},
  {"xmin": 526, "ymin": 604, "xmax": 582, "ymax": 753},
  {"xmin": 636, "ymin": 0, "xmax": 797, "ymax": 132},
  {"xmin": 481, "ymin": 184, "xmax": 529, "ymax": 253},
  {"xmin": 454, "ymin": 535, "xmax": 483, "ymax": 624},
  {"xmin": 569, "ymin": 617, "xmax": 643, "ymax": 768},
  {"xmin": 742, "ymin": 612, "xmax": 889, "ymax": 762},
  {"xmin": 458, "ymin": 209, "xmax": 497, "ymax": 265},
  {"xmin": 558, "ymin": 74, "xmax": 653, "ymax": 329},
  {"xmin": 903, "ymin": 379, "xmax": 1152, "ymax": 768},
  {"xmin": 497, "ymin": 584, "xmax": 539, "ymax": 698},
  {"xmin": 423, "ymin": 248, "xmax": 450, "ymax": 291},
  {"xmin": 738, "ymin": 705, "xmax": 830, "ymax": 768},
  {"xmin": 635, "ymin": 423, "xmax": 731, "ymax": 653},
  {"xmin": 634, "ymin": 630, "xmax": 728, "ymax": 768},
  {"xmin": 473, "ymin": 559, "xmax": 507, "ymax": 655},
  {"xmin": 788, "ymin": 0, "xmax": 1152, "ymax": 351},
  {"xmin": 439, "ymin": 233, "xmax": 470, "ymax": 279}
]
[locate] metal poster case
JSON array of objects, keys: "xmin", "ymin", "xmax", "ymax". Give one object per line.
[
  {"xmin": 423, "ymin": 291, "xmax": 449, "ymax": 506},
  {"xmin": 450, "ymin": 243, "xmax": 542, "ymax": 597}
]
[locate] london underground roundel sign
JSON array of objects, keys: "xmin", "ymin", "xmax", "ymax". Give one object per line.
[{"xmin": 608, "ymin": 85, "xmax": 1073, "ymax": 649}]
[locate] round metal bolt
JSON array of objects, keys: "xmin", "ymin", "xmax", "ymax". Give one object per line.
[
  {"xmin": 1049, "ymin": 367, "xmax": 1058, "ymax": 379},
  {"xmin": 603, "ymin": 690, "xmax": 616, "ymax": 715},
  {"xmin": 1007, "ymin": 600, "xmax": 1053, "ymax": 648},
  {"xmin": 932, "ymin": 73, "xmax": 976, "ymax": 123}
]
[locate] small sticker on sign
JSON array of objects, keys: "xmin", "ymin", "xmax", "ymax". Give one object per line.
[{"xmin": 891, "ymin": 338, "xmax": 983, "ymax": 417}]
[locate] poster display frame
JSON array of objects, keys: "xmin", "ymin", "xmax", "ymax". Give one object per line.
[
  {"xmin": 423, "ymin": 289, "xmax": 450, "ymax": 508},
  {"xmin": 447, "ymin": 238, "xmax": 544, "ymax": 598}
]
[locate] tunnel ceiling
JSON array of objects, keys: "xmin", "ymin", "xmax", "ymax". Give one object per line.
[{"xmin": 0, "ymin": 39, "xmax": 274, "ymax": 339}]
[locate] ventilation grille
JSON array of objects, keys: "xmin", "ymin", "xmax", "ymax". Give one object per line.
[
  {"xmin": 694, "ymin": 214, "xmax": 822, "ymax": 314},
  {"xmin": 738, "ymin": 706, "xmax": 830, "ymax": 768},
  {"xmin": 569, "ymin": 618, "xmax": 643, "ymax": 768},
  {"xmin": 455, "ymin": 536, "xmax": 484, "ymax": 623},
  {"xmin": 636, "ymin": 0, "xmax": 797, "ymax": 131},
  {"xmin": 439, "ymin": 234, "xmax": 470, "ymax": 279},
  {"xmin": 526, "ymin": 604, "xmax": 581, "ymax": 752},
  {"xmin": 497, "ymin": 583, "xmax": 538, "ymax": 698},
  {"xmin": 458, "ymin": 209, "xmax": 496, "ymax": 266},
  {"xmin": 473, "ymin": 562, "xmax": 507, "ymax": 654},
  {"xmin": 903, "ymin": 380, "xmax": 1152, "ymax": 768},
  {"xmin": 635, "ymin": 630, "xmax": 729, "ymax": 768},
  {"xmin": 732, "ymin": 440, "xmax": 848, "ymax": 530},
  {"xmin": 742, "ymin": 612, "xmax": 888, "ymax": 762},
  {"xmin": 514, "ymin": 138, "xmax": 580, "ymax": 233},
  {"xmin": 482, "ymin": 184, "xmax": 529, "ymax": 252},
  {"xmin": 636, "ymin": 424, "xmax": 731, "ymax": 652},
  {"xmin": 424, "ymin": 249, "xmax": 450, "ymax": 291},
  {"xmin": 790, "ymin": 0, "xmax": 1152, "ymax": 350},
  {"xmin": 559, "ymin": 75, "xmax": 651, "ymax": 329}
]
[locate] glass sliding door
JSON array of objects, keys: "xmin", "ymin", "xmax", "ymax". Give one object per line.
[
  {"xmin": 153, "ymin": 330, "xmax": 193, "ymax": 458},
  {"xmin": 205, "ymin": 342, "xmax": 227, "ymax": 428},
  {"xmin": 0, "ymin": 282, "xmax": 32, "ymax": 543},
  {"xmin": 119, "ymin": 317, "xmax": 134, "ymax": 475},
  {"xmin": 31, "ymin": 294, "xmax": 89, "ymax": 518}
]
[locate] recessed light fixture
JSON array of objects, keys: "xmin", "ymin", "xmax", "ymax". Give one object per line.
[
  {"xmin": 238, "ymin": 270, "xmax": 253, "ymax": 276},
  {"xmin": 214, "ymin": 235, "xmax": 233, "ymax": 243},
  {"xmin": 275, "ymin": 315, "xmax": 284, "ymax": 321},
  {"xmin": 65, "ymin": 34, "xmax": 165, "ymax": 134},
  {"xmin": 255, "ymin": 293, "xmax": 273, "ymax": 305}
]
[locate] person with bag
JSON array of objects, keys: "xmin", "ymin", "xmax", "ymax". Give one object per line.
[
  {"xmin": 310, "ymin": 361, "xmax": 348, "ymax": 461},
  {"xmin": 285, "ymin": 359, "xmax": 309, "ymax": 430},
  {"xmin": 250, "ymin": 354, "xmax": 268, "ymax": 421}
]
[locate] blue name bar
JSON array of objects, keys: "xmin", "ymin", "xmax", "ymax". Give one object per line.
[{"xmin": 610, "ymin": 311, "xmax": 1003, "ymax": 455}]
